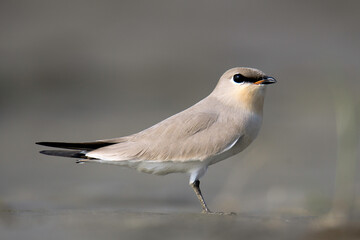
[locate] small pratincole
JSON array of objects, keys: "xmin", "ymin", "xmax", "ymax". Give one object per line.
[{"xmin": 37, "ymin": 67, "xmax": 276, "ymax": 213}]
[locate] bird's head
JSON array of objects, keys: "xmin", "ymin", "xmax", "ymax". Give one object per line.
[{"xmin": 211, "ymin": 67, "xmax": 276, "ymax": 114}]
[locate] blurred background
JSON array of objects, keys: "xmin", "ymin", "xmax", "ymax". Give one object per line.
[{"xmin": 1, "ymin": 0, "xmax": 359, "ymax": 239}]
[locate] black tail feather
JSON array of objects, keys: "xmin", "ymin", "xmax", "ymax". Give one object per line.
[
  {"xmin": 36, "ymin": 141, "xmax": 115, "ymax": 150},
  {"xmin": 39, "ymin": 150, "xmax": 89, "ymax": 159}
]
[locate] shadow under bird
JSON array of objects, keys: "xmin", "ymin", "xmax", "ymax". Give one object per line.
[{"xmin": 37, "ymin": 67, "xmax": 276, "ymax": 213}]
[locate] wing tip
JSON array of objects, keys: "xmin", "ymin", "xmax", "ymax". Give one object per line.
[
  {"xmin": 36, "ymin": 142, "xmax": 56, "ymax": 147},
  {"xmin": 35, "ymin": 141, "xmax": 116, "ymax": 150}
]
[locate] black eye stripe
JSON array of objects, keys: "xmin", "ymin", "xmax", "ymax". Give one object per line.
[{"xmin": 233, "ymin": 74, "xmax": 262, "ymax": 84}]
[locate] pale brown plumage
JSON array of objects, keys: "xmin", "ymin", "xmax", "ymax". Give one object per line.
[
  {"xmin": 37, "ymin": 67, "xmax": 276, "ymax": 213},
  {"xmin": 88, "ymin": 97, "xmax": 242, "ymax": 162},
  {"xmin": 87, "ymin": 68, "xmax": 269, "ymax": 162}
]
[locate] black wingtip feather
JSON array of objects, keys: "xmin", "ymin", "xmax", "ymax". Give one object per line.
[
  {"xmin": 36, "ymin": 141, "xmax": 115, "ymax": 150},
  {"xmin": 39, "ymin": 150, "xmax": 87, "ymax": 159}
]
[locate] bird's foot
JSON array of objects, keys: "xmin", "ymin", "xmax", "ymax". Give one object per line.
[{"xmin": 201, "ymin": 210, "xmax": 236, "ymax": 216}]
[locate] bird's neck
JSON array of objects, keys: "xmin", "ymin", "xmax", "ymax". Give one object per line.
[
  {"xmin": 213, "ymin": 86, "xmax": 266, "ymax": 116},
  {"xmin": 238, "ymin": 87, "xmax": 266, "ymax": 116}
]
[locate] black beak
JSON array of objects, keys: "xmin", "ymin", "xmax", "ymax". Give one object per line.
[{"xmin": 261, "ymin": 76, "xmax": 277, "ymax": 85}]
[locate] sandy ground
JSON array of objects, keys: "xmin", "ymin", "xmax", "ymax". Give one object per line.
[{"xmin": 1, "ymin": 208, "xmax": 359, "ymax": 240}]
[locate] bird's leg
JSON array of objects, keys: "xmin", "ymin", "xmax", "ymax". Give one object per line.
[{"xmin": 190, "ymin": 180, "xmax": 211, "ymax": 213}]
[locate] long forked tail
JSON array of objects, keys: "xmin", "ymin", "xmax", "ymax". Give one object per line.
[{"xmin": 36, "ymin": 141, "xmax": 116, "ymax": 160}]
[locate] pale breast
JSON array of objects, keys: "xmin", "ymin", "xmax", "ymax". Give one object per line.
[{"xmin": 207, "ymin": 110, "xmax": 263, "ymax": 166}]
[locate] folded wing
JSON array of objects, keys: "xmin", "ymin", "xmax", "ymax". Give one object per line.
[{"xmin": 86, "ymin": 111, "xmax": 240, "ymax": 162}]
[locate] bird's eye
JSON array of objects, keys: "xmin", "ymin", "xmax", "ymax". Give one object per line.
[{"xmin": 233, "ymin": 74, "xmax": 246, "ymax": 83}]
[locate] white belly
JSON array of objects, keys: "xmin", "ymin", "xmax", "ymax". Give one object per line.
[{"xmin": 96, "ymin": 159, "xmax": 205, "ymax": 176}]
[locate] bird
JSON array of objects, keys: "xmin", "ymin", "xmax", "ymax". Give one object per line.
[{"xmin": 37, "ymin": 67, "xmax": 276, "ymax": 214}]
